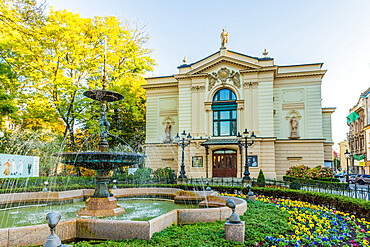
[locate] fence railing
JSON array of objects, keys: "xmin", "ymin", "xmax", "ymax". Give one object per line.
[
  {"xmin": 183, "ymin": 177, "xmax": 370, "ymax": 201},
  {"xmin": 1, "ymin": 176, "xmax": 370, "ymax": 201}
]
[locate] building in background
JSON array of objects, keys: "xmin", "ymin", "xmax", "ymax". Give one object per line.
[
  {"xmin": 347, "ymin": 87, "xmax": 370, "ymax": 174},
  {"xmin": 144, "ymin": 32, "xmax": 335, "ymax": 180},
  {"xmin": 338, "ymin": 140, "xmax": 349, "ymax": 173}
]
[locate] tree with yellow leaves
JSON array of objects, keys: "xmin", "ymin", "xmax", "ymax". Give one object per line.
[{"xmin": 0, "ymin": 0, "xmax": 154, "ymax": 152}]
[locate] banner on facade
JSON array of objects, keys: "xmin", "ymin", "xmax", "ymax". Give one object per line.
[
  {"xmin": 354, "ymin": 159, "xmax": 365, "ymax": 167},
  {"xmin": 0, "ymin": 154, "xmax": 39, "ymax": 178}
]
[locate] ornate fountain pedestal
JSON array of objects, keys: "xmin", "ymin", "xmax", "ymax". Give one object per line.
[
  {"xmin": 78, "ymin": 197, "xmax": 125, "ymax": 217},
  {"xmin": 77, "ymin": 171, "xmax": 125, "ymax": 217}
]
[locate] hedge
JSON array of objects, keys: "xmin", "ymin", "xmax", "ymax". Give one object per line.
[
  {"xmin": 282, "ymin": 175, "xmax": 343, "ymax": 189},
  {"xmin": 1, "ymin": 182, "xmax": 369, "ymax": 220},
  {"xmin": 196, "ymin": 185, "xmax": 370, "ymax": 219},
  {"xmin": 0, "ymin": 176, "xmax": 95, "ymax": 190}
]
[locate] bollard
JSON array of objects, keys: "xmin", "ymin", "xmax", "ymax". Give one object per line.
[
  {"xmin": 205, "ymin": 181, "xmax": 211, "ymax": 191},
  {"xmin": 224, "ymin": 198, "xmax": 245, "ymax": 243},
  {"xmin": 43, "ymin": 212, "xmax": 72, "ymax": 247},
  {"xmin": 246, "ymin": 184, "xmax": 256, "ymax": 201}
]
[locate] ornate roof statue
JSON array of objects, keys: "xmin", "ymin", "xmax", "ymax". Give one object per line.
[{"xmin": 220, "ymin": 28, "xmax": 228, "ymax": 48}]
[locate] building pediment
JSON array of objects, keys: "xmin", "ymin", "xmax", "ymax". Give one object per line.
[{"xmin": 186, "ymin": 55, "xmax": 262, "ymax": 75}]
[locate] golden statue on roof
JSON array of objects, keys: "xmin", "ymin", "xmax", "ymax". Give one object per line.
[{"xmin": 220, "ymin": 28, "xmax": 228, "ymax": 48}]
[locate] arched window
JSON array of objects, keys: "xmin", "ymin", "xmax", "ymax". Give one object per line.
[{"xmin": 212, "ymin": 89, "xmax": 237, "ymax": 136}]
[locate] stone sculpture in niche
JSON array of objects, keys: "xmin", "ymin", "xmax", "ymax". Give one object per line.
[
  {"xmin": 289, "ymin": 116, "xmax": 299, "ymax": 139},
  {"xmin": 164, "ymin": 122, "xmax": 172, "ymax": 143},
  {"xmin": 208, "ymin": 67, "xmax": 241, "ymax": 91}
]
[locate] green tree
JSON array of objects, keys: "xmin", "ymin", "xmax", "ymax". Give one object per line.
[
  {"xmin": 0, "ymin": 1, "xmax": 154, "ymax": 151},
  {"xmin": 0, "ymin": 63, "xmax": 18, "ymax": 124},
  {"xmin": 257, "ymin": 169, "xmax": 265, "ymax": 187}
]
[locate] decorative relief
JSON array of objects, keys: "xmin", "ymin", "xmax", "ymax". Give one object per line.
[
  {"xmin": 191, "ymin": 85, "xmax": 205, "ymax": 92},
  {"xmin": 207, "ymin": 67, "xmax": 241, "ymax": 91},
  {"xmin": 230, "ymin": 71, "xmax": 241, "ymax": 88},
  {"xmin": 285, "ymin": 110, "xmax": 302, "ymax": 120},
  {"xmin": 194, "ymin": 141, "xmax": 201, "ymax": 150},
  {"xmin": 243, "ymin": 82, "xmax": 252, "ymax": 87},
  {"xmin": 252, "ymin": 82, "xmax": 259, "ymax": 89},
  {"xmin": 243, "ymin": 81, "xmax": 258, "ymax": 88},
  {"xmin": 208, "ymin": 72, "xmax": 218, "ymax": 91}
]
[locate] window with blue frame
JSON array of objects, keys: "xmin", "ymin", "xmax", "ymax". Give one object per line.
[{"xmin": 212, "ymin": 89, "xmax": 237, "ymax": 136}]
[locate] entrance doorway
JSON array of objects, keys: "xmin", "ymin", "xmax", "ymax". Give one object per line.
[{"xmin": 212, "ymin": 149, "xmax": 237, "ymax": 177}]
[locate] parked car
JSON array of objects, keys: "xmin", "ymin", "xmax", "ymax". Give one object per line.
[
  {"xmin": 334, "ymin": 173, "xmax": 345, "ymax": 178},
  {"xmin": 355, "ymin": 175, "xmax": 370, "ymax": 185},
  {"xmin": 346, "ymin": 174, "xmax": 358, "ymax": 184}
]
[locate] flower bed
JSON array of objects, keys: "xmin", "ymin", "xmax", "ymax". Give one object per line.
[{"xmin": 228, "ymin": 193, "xmax": 370, "ymax": 246}]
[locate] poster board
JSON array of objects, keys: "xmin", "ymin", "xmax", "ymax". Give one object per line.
[
  {"xmin": 192, "ymin": 156, "xmax": 203, "ymax": 167},
  {"xmin": 247, "ymin": 156, "xmax": 258, "ymax": 167},
  {"xmin": 0, "ymin": 154, "xmax": 39, "ymax": 178}
]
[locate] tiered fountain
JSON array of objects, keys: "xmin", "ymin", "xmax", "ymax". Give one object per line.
[{"xmin": 55, "ymin": 81, "xmax": 144, "ymax": 217}]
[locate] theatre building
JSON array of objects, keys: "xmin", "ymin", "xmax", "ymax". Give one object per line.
[{"xmin": 143, "ymin": 37, "xmax": 335, "ymax": 180}]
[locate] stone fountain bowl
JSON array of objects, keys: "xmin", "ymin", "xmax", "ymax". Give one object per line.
[{"xmin": 54, "ymin": 152, "xmax": 144, "ymax": 171}]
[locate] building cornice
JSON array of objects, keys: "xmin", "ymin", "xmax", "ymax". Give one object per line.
[
  {"xmin": 174, "ymin": 73, "xmax": 208, "ymax": 80},
  {"xmin": 142, "ymin": 82, "xmax": 178, "ymax": 89},
  {"xmin": 322, "ymin": 107, "xmax": 336, "ymax": 114},
  {"xmin": 275, "ymin": 70, "xmax": 326, "ymax": 79},
  {"xmin": 239, "ymin": 67, "xmax": 278, "ymax": 74},
  {"xmin": 188, "ymin": 56, "xmax": 261, "ymax": 75},
  {"xmin": 275, "ymin": 139, "xmax": 326, "ymax": 143}
]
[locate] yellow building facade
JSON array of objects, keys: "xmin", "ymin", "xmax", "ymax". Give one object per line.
[
  {"xmin": 338, "ymin": 140, "xmax": 349, "ymax": 173},
  {"xmin": 144, "ymin": 43, "xmax": 335, "ymax": 180}
]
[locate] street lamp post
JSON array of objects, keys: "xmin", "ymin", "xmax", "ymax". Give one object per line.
[
  {"xmin": 345, "ymin": 149, "xmax": 350, "ymax": 187},
  {"xmin": 174, "ymin": 130, "xmax": 192, "ymax": 180},
  {"xmin": 237, "ymin": 129, "xmax": 256, "ymax": 181}
]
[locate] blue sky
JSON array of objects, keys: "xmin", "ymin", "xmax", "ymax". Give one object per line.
[{"xmin": 48, "ymin": 0, "xmax": 370, "ymax": 148}]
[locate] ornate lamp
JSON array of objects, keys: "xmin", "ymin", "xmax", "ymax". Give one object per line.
[
  {"xmin": 175, "ymin": 130, "xmax": 192, "ymax": 179},
  {"xmin": 238, "ymin": 129, "xmax": 257, "ymax": 181}
]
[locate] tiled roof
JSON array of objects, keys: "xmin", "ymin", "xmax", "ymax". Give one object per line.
[{"xmin": 201, "ymin": 138, "xmax": 239, "ymax": 146}]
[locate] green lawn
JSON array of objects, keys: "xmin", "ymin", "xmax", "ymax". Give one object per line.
[{"xmin": 71, "ymin": 200, "xmax": 290, "ymax": 247}]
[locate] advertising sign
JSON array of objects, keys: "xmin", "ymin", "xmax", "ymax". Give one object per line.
[
  {"xmin": 192, "ymin": 156, "xmax": 203, "ymax": 167},
  {"xmin": 247, "ymin": 156, "xmax": 258, "ymax": 167},
  {"xmin": 0, "ymin": 154, "xmax": 39, "ymax": 178}
]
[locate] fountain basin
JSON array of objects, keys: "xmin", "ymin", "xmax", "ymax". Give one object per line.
[
  {"xmin": 55, "ymin": 152, "xmax": 143, "ymax": 171},
  {"xmin": 0, "ymin": 188, "xmax": 247, "ymax": 246}
]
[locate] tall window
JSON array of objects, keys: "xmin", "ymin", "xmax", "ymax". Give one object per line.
[{"xmin": 212, "ymin": 89, "xmax": 237, "ymax": 136}]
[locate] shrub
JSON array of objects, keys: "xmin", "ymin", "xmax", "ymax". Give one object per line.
[
  {"xmin": 283, "ymin": 175, "xmax": 340, "ymax": 184},
  {"xmin": 286, "ymin": 165, "xmax": 334, "ymax": 179},
  {"xmin": 153, "ymin": 167, "xmax": 176, "ymax": 183},
  {"xmin": 257, "ymin": 169, "xmax": 265, "ymax": 187},
  {"xmin": 286, "ymin": 164, "xmax": 310, "ymax": 178},
  {"xmin": 289, "ymin": 181, "xmax": 300, "ymax": 190}
]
